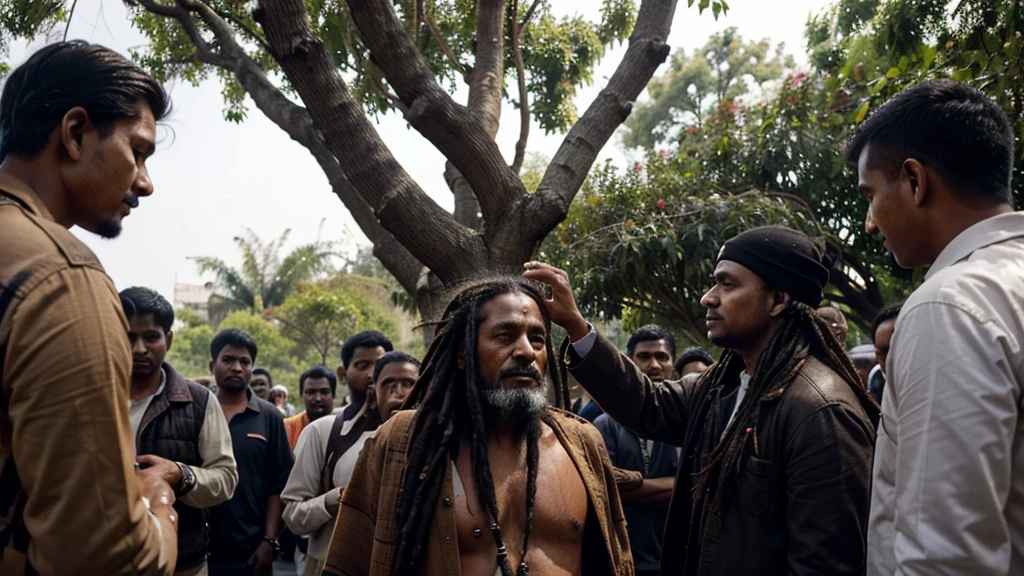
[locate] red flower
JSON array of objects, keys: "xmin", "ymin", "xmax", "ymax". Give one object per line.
[
  {"xmin": 656, "ymin": 199, "xmax": 666, "ymax": 209},
  {"xmin": 658, "ymin": 149, "xmax": 667, "ymax": 158},
  {"xmin": 634, "ymin": 162, "xmax": 643, "ymax": 172},
  {"xmin": 625, "ymin": 220, "xmax": 635, "ymax": 230},
  {"xmin": 790, "ymin": 71, "xmax": 807, "ymax": 86},
  {"xmin": 686, "ymin": 126, "xmax": 697, "ymax": 134}
]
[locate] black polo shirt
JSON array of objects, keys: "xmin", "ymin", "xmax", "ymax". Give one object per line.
[{"xmin": 208, "ymin": 389, "xmax": 294, "ymax": 561}]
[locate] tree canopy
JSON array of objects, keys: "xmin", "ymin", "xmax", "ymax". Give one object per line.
[
  {"xmin": 0, "ymin": 0, "xmax": 728, "ymax": 329},
  {"xmin": 551, "ymin": 0, "xmax": 1024, "ymax": 345}
]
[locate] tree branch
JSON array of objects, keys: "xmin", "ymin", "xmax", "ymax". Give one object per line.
[
  {"xmin": 510, "ymin": 0, "xmax": 531, "ymax": 173},
  {"xmin": 521, "ymin": 0, "xmax": 678, "ymax": 244},
  {"xmin": 420, "ymin": 0, "xmax": 465, "ymax": 77},
  {"xmin": 341, "ymin": 0, "xmax": 524, "ymax": 228},
  {"xmin": 255, "ymin": 0, "xmax": 484, "ymax": 284},
  {"xmin": 135, "ymin": 0, "xmax": 424, "ymax": 295}
]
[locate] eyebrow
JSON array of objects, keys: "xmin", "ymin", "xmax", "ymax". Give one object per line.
[{"xmin": 713, "ymin": 271, "xmax": 739, "ymax": 282}]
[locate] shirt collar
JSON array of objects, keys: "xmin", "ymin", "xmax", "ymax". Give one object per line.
[
  {"xmin": 245, "ymin": 387, "xmax": 262, "ymax": 413},
  {"xmin": 926, "ymin": 212, "xmax": 1024, "ymax": 280},
  {"xmin": 0, "ymin": 172, "xmax": 56, "ymax": 222},
  {"xmin": 130, "ymin": 369, "xmax": 167, "ymax": 407}
]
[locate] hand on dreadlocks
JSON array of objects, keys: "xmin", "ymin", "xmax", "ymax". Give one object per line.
[{"xmin": 522, "ymin": 262, "xmax": 590, "ymax": 342}]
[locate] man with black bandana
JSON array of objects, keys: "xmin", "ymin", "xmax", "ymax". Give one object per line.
[{"xmin": 528, "ymin": 226, "xmax": 879, "ymax": 576}]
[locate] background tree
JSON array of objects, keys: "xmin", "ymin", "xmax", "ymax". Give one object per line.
[
  {"xmin": 1, "ymin": 0, "xmax": 728, "ymax": 330},
  {"xmin": 624, "ymin": 27, "xmax": 793, "ymax": 148},
  {"xmin": 193, "ymin": 226, "xmax": 338, "ymax": 324},
  {"xmin": 555, "ymin": 0, "xmax": 1024, "ymax": 340}
]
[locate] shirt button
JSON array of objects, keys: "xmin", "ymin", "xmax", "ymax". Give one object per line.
[{"xmin": 443, "ymin": 496, "xmax": 451, "ymax": 507}]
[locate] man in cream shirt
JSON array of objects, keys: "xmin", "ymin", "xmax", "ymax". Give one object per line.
[
  {"xmin": 849, "ymin": 79, "xmax": 1024, "ymax": 574},
  {"xmin": 281, "ymin": 351, "xmax": 419, "ymax": 575}
]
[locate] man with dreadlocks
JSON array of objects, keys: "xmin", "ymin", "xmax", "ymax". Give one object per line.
[
  {"xmin": 322, "ymin": 277, "xmax": 631, "ymax": 576},
  {"xmin": 527, "ymin": 226, "xmax": 879, "ymax": 576}
]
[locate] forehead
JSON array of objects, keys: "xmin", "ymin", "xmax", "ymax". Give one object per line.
[
  {"xmin": 127, "ymin": 314, "xmax": 162, "ymax": 333},
  {"xmin": 352, "ymin": 346, "xmax": 387, "ymax": 361},
  {"xmin": 303, "ymin": 377, "xmax": 331, "ymax": 389},
  {"xmin": 876, "ymin": 318, "xmax": 897, "ymax": 336},
  {"xmin": 378, "ymin": 361, "xmax": 420, "ymax": 380},
  {"xmin": 856, "ymin": 145, "xmax": 887, "ymax": 185},
  {"xmin": 479, "ymin": 292, "xmax": 546, "ymax": 329},
  {"xmin": 713, "ymin": 260, "xmax": 760, "ymax": 283},
  {"xmin": 122, "ymin": 103, "xmax": 157, "ymax": 139},
  {"xmin": 817, "ymin": 308, "xmax": 845, "ymax": 322},
  {"xmin": 633, "ymin": 340, "xmax": 671, "ymax": 354},
  {"xmin": 250, "ymin": 375, "xmax": 269, "ymax": 384},
  {"xmin": 218, "ymin": 344, "xmax": 252, "ymax": 361}
]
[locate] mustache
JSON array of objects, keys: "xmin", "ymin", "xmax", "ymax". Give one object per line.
[
  {"xmin": 124, "ymin": 193, "xmax": 140, "ymax": 208},
  {"xmin": 498, "ymin": 365, "xmax": 543, "ymax": 383},
  {"xmin": 706, "ymin": 312, "xmax": 724, "ymax": 321}
]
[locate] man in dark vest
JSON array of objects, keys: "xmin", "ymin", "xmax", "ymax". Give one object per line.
[{"xmin": 122, "ymin": 287, "xmax": 239, "ymax": 576}]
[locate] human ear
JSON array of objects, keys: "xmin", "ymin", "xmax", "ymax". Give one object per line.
[
  {"xmin": 902, "ymin": 158, "xmax": 929, "ymax": 207},
  {"xmin": 769, "ymin": 291, "xmax": 791, "ymax": 318},
  {"xmin": 60, "ymin": 107, "xmax": 91, "ymax": 162}
]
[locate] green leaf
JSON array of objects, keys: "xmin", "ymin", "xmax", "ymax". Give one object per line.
[
  {"xmin": 712, "ymin": 2, "xmax": 722, "ymax": 19},
  {"xmin": 885, "ymin": 66, "xmax": 899, "ymax": 79},
  {"xmin": 698, "ymin": 0, "xmax": 710, "ymax": 13},
  {"xmin": 855, "ymin": 101, "xmax": 870, "ymax": 123},
  {"xmin": 897, "ymin": 55, "xmax": 910, "ymax": 71},
  {"xmin": 920, "ymin": 46, "xmax": 938, "ymax": 71}
]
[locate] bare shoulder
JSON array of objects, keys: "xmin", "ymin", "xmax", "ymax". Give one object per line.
[{"xmin": 546, "ymin": 407, "xmax": 603, "ymax": 444}]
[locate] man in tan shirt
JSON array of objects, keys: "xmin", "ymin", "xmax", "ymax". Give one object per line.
[{"xmin": 0, "ymin": 41, "xmax": 178, "ymax": 575}]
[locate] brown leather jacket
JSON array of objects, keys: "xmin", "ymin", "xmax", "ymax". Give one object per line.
[
  {"xmin": 569, "ymin": 331, "xmax": 877, "ymax": 576},
  {"xmin": 0, "ymin": 173, "xmax": 173, "ymax": 575},
  {"xmin": 323, "ymin": 407, "xmax": 633, "ymax": 575}
]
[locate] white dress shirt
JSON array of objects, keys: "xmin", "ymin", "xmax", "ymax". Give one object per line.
[{"xmin": 867, "ymin": 212, "xmax": 1024, "ymax": 575}]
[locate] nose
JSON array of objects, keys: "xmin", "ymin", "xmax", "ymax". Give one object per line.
[
  {"xmin": 135, "ymin": 166, "xmax": 154, "ymax": 198},
  {"xmin": 700, "ymin": 286, "xmax": 717, "ymax": 309},
  {"xmin": 865, "ymin": 206, "xmax": 878, "ymax": 235},
  {"xmin": 132, "ymin": 337, "xmax": 147, "ymax": 356},
  {"xmin": 393, "ymin": 387, "xmax": 411, "ymax": 406},
  {"xmin": 512, "ymin": 334, "xmax": 537, "ymax": 363}
]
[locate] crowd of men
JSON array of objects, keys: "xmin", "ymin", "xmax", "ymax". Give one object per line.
[{"xmin": 0, "ymin": 39, "xmax": 1022, "ymax": 576}]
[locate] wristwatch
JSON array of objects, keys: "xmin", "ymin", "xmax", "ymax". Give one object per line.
[
  {"xmin": 175, "ymin": 462, "xmax": 197, "ymax": 497},
  {"xmin": 263, "ymin": 536, "xmax": 280, "ymax": 558}
]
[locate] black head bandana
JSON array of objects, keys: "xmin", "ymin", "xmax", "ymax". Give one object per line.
[{"xmin": 717, "ymin": 226, "xmax": 829, "ymax": 307}]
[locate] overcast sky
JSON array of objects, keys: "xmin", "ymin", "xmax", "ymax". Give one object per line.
[{"xmin": 6, "ymin": 0, "xmax": 832, "ymax": 303}]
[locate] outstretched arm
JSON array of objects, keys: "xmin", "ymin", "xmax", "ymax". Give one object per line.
[{"xmin": 524, "ymin": 262, "xmax": 696, "ymax": 444}]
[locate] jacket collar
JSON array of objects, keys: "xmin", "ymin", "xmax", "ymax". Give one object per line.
[
  {"xmin": 0, "ymin": 172, "xmax": 55, "ymax": 222},
  {"xmin": 161, "ymin": 362, "xmax": 197, "ymax": 404},
  {"xmin": 927, "ymin": 212, "xmax": 1024, "ymax": 280}
]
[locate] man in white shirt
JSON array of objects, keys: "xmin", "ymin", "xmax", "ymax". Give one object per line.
[
  {"xmin": 281, "ymin": 350, "xmax": 419, "ymax": 576},
  {"xmin": 849, "ymin": 78, "xmax": 1024, "ymax": 574}
]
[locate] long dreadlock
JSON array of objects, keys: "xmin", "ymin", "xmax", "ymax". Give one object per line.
[
  {"xmin": 392, "ymin": 278, "xmax": 571, "ymax": 576},
  {"xmin": 689, "ymin": 300, "xmax": 879, "ymax": 516}
]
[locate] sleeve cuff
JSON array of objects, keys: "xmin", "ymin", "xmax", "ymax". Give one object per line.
[{"xmin": 570, "ymin": 326, "xmax": 597, "ymax": 358}]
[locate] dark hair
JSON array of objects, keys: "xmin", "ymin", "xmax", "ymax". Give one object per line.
[
  {"xmin": 299, "ymin": 365, "xmax": 337, "ymax": 396},
  {"xmin": 674, "ymin": 346, "xmax": 715, "ymax": 375},
  {"xmin": 0, "ymin": 41, "xmax": 171, "ymax": 161},
  {"xmin": 340, "ymin": 330, "xmax": 394, "ymax": 368},
  {"xmin": 871, "ymin": 302, "xmax": 904, "ymax": 342},
  {"xmin": 688, "ymin": 301, "xmax": 878, "ymax": 519},
  {"xmin": 626, "ymin": 324, "xmax": 676, "ymax": 358},
  {"xmin": 119, "ymin": 286, "xmax": 174, "ymax": 334},
  {"xmin": 393, "ymin": 278, "xmax": 570, "ymax": 576},
  {"xmin": 210, "ymin": 329, "xmax": 258, "ymax": 362},
  {"xmin": 845, "ymin": 79, "xmax": 1013, "ymax": 206},
  {"xmin": 373, "ymin": 350, "xmax": 422, "ymax": 383},
  {"xmin": 251, "ymin": 367, "xmax": 273, "ymax": 386}
]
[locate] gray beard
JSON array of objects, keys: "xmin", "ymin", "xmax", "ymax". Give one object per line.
[{"xmin": 479, "ymin": 385, "xmax": 547, "ymax": 423}]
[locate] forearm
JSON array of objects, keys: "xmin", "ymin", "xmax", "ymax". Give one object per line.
[
  {"xmin": 283, "ymin": 491, "xmax": 336, "ymax": 536},
  {"xmin": 182, "ymin": 392, "xmax": 237, "ymax": 508},
  {"xmin": 569, "ymin": 331, "xmax": 692, "ymax": 443},
  {"xmin": 265, "ymin": 494, "xmax": 285, "ymax": 540},
  {"xmin": 620, "ymin": 476, "xmax": 675, "ymax": 507}
]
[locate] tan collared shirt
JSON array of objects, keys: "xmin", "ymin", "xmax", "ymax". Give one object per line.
[
  {"xmin": 868, "ymin": 212, "xmax": 1024, "ymax": 574},
  {"xmin": 0, "ymin": 173, "xmax": 174, "ymax": 575}
]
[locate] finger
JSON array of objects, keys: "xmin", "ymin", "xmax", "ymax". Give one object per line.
[{"xmin": 136, "ymin": 454, "xmax": 156, "ymax": 463}]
